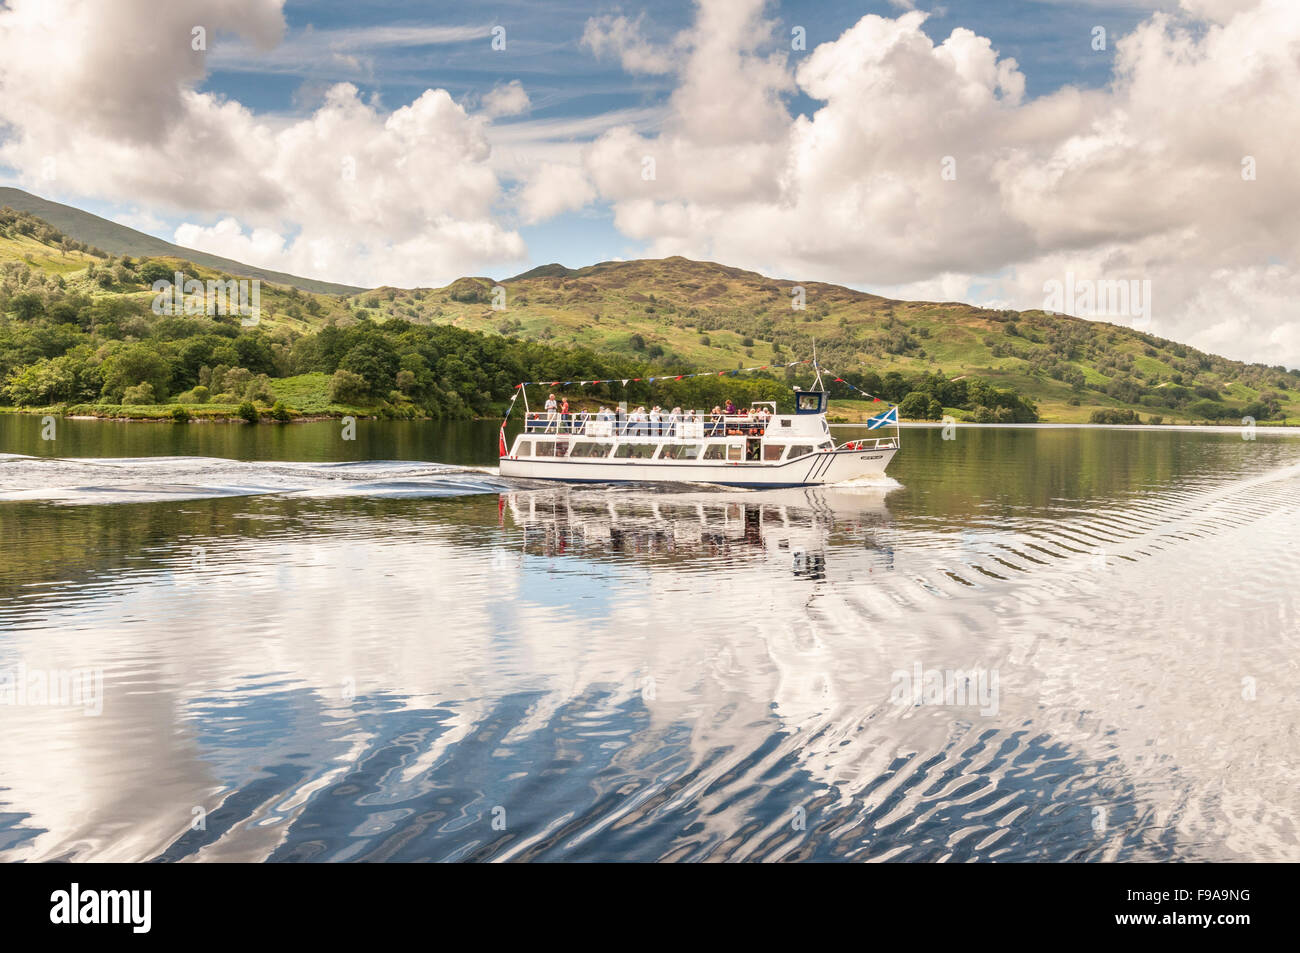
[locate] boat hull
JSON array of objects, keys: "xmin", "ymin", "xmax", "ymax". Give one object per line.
[{"xmin": 498, "ymin": 447, "xmax": 897, "ymax": 487}]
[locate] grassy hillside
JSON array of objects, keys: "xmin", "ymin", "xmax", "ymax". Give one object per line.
[
  {"xmin": 0, "ymin": 188, "xmax": 362, "ymax": 296},
  {"xmin": 0, "ymin": 206, "xmax": 672, "ymax": 422},
  {"xmin": 0, "ymin": 220, "xmax": 355, "ymax": 335},
  {"xmin": 350, "ymin": 257, "xmax": 1300, "ymax": 424},
  {"xmin": 3, "ymin": 198, "xmax": 1297, "ymax": 424}
]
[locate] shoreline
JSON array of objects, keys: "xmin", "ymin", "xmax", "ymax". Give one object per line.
[
  {"xmin": 839, "ymin": 420, "xmax": 1300, "ymax": 434},
  {"xmin": 4, "ymin": 407, "xmax": 1297, "ymax": 430},
  {"xmin": 0, "ymin": 407, "xmax": 401, "ymax": 423}
]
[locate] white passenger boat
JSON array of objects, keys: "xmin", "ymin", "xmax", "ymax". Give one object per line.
[{"xmin": 497, "ymin": 367, "xmax": 899, "ymax": 487}]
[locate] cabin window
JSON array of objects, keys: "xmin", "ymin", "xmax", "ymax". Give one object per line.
[
  {"xmin": 614, "ymin": 443, "xmax": 657, "ymax": 459},
  {"xmin": 788, "ymin": 445, "xmax": 814, "ymax": 458},
  {"xmin": 820, "ymin": 441, "xmax": 834, "ymax": 450},
  {"xmin": 570, "ymin": 442, "xmax": 613, "ymax": 458},
  {"xmin": 797, "ymin": 393, "xmax": 821, "ymax": 412},
  {"xmin": 533, "ymin": 441, "xmax": 555, "ymax": 457},
  {"xmin": 726, "ymin": 444, "xmax": 743, "ymax": 461},
  {"xmin": 763, "ymin": 443, "xmax": 786, "ymax": 461},
  {"xmin": 661, "ymin": 444, "xmax": 702, "ymax": 460},
  {"xmin": 703, "ymin": 444, "xmax": 726, "ymax": 460},
  {"xmin": 516, "ymin": 440, "xmax": 532, "ymax": 456}
]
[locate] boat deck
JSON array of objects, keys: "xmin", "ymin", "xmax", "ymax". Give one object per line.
[{"xmin": 524, "ymin": 412, "xmax": 767, "ymax": 439}]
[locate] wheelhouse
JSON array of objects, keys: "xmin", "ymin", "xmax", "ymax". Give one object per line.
[{"xmin": 793, "ymin": 389, "xmax": 827, "ymax": 414}]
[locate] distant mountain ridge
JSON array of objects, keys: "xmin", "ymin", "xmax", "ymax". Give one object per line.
[
  {"xmin": 0, "ymin": 188, "xmax": 363, "ymax": 296},
  {"xmin": 354, "ymin": 257, "xmax": 1299, "ymax": 423}
]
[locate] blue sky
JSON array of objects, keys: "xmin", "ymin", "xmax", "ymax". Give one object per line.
[
  {"xmin": 18, "ymin": 0, "xmax": 1165, "ymax": 275},
  {"xmin": 5, "ymin": 0, "xmax": 1297, "ymax": 367}
]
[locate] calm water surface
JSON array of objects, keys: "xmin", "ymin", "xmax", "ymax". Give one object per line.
[{"xmin": 1, "ymin": 416, "xmax": 1297, "ymax": 861}]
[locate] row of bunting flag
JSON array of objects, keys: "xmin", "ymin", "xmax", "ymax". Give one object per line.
[
  {"xmin": 500, "ymin": 360, "xmax": 899, "ymax": 446},
  {"xmin": 507, "ymin": 359, "xmax": 893, "ymax": 407},
  {"xmin": 510, "ymin": 359, "xmax": 813, "ymax": 392}
]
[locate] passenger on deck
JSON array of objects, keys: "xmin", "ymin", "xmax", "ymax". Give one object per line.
[
  {"xmin": 724, "ymin": 399, "xmax": 736, "ymax": 415},
  {"xmin": 560, "ymin": 397, "xmax": 570, "ymax": 431},
  {"xmin": 649, "ymin": 405, "xmax": 663, "ymax": 436},
  {"xmin": 668, "ymin": 406, "xmax": 682, "ymax": 436},
  {"xmin": 544, "ymin": 393, "xmax": 558, "ymax": 432}
]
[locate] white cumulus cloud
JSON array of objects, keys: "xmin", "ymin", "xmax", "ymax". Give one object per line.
[
  {"xmin": 0, "ymin": 0, "xmax": 527, "ymax": 287},
  {"xmin": 517, "ymin": 163, "xmax": 597, "ymax": 224},
  {"xmin": 482, "ymin": 80, "xmax": 532, "ymax": 118},
  {"xmin": 580, "ymin": 0, "xmax": 1300, "ymax": 367}
]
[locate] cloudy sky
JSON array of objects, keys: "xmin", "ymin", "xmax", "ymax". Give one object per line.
[{"xmin": 0, "ymin": 0, "xmax": 1296, "ymax": 366}]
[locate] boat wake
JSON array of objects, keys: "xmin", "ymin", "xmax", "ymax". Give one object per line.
[
  {"xmin": 826, "ymin": 474, "xmax": 903, "ymax": 490},
  {"xmin": 0, "ymin": 453, "xmax": 508, "ymax": 504}
]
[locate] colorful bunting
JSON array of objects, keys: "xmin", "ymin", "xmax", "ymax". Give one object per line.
[{"xmin": 511, "ymin": 360, "xmax": 896, "ymax": 410}]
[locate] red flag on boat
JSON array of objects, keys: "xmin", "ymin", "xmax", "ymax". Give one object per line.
[{"xmin": 498, "ymin": 428, "xmax": 508, "ymax": 457}]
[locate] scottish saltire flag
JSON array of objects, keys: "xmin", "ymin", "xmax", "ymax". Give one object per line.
[{"xmin": 866, "ymin": 406, "xmax": 898, "ymax": 429}]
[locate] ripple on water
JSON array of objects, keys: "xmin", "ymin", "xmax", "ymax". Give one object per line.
[{"xmin": 0, "ymin": 436, "xmax": 1297, "ymax": 862}]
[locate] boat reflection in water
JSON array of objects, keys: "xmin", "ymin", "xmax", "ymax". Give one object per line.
[
  {"xmin": 501, "ymin": 484, "xmax": 894, "ymax": 580},
  {"xmin": 4, "ymin": 426, "xmax": 1297, "ymax": 861}
]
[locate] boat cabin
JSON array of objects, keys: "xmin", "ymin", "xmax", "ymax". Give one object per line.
[{"xmin": 513, "ymin": 397, "xmax": 838, "ymax": 465}]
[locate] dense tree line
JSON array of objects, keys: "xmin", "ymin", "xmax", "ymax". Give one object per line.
[
  {"xmin": 832, "ymin": 368, "xmax": 1039, "ymax": 423},
  {"xmin": 0, "ymin": 280, "xmax": 827, "ymax": 415}
]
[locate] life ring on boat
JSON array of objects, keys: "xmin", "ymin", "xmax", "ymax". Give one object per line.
[{"xmin": 843, "ymin": 441, "xmax": 859, "ymax": 450}]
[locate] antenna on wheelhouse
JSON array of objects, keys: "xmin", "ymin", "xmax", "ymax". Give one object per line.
[{"xmin": 811, "ymin": 339, "xmax": 825, "ymax": 391}]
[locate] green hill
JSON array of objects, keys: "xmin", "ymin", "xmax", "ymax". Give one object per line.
[
  {"xmin": 2, "ymin": 198, "xmax": 1297, "ymax": 424},
  {"xmin": 0, "ymin": 188, "xmax": 362, "ymax": 296},
  {"xmin": 351, "ymin": 256, "xmax": 1300, "ymax": 424}
]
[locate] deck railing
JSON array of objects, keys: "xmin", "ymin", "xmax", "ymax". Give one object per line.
[
  {"xmin": 838, "ymin": 436, "xmax": 899, "ymax": 451},
  {"xmin": 523, "ymin": 412, "xmax": 768, "ymax": 438}
]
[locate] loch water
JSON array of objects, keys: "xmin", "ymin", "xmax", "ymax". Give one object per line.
[{"xmin": 1, "ymin": 416, "xmax": 1296, "ymax": 861}]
